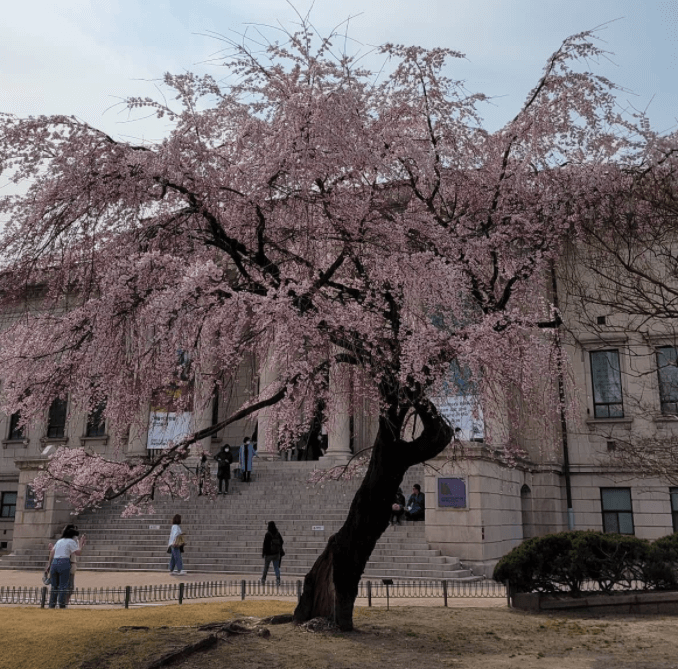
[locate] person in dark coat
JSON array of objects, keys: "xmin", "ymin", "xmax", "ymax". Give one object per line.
[
  {"xmin": 390, "ymin": 487, "xmax": 406, "ymax": 526},
  {"xmin": 213, "ymin": 444, "xmax": 233, "ymax": 494},
  {"xmin": 261, "ymin": 520, "xmax": 284, "ymax": 585},
  {"xmin": 404, "ymin": 484, "xmax": 425, "ymax": 521}
]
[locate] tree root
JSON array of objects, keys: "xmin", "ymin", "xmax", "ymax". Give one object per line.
[{"xmin": 144, "ymin": 635, "xmax": 218, "ymax": 669}]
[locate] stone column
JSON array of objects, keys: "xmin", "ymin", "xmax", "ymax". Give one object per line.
[
  {"xmin": 192, "ymin": 375, "xmax": 213, "ymax": 456},
  {"xmin": 256, "ymin": 349, "xmax": 280, "ymax": 460},
  {"xmin": 321, "ymin": 359, "xmax": 353, "ymax": 466},
  {"xmin": 125, "ymin": 409, "xmax": 151, "ymax": 460},
  {"xmin": 12, "ymin": 456, "xmax": 74, "ymax": 552}
]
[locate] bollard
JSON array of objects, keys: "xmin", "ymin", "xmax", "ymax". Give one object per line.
[
  {"xmin": 124, "ymin": 585, "xmax": 131, "ymax": 609},
  {"xmin": 296, "ymin": 580, "xmax": 302, "ymax": 603},
  {"xmin": 241, "ymin": 580, "xmax": 246, "ymax": 601},
  {"xmin": 367, "ymin": 581, "xmax": 372, "ymax": 607},
  {"xmin": 40, "ymin": 586, "xmax": 47, "ymax": 609},
  {"xmin": 178, "ymin": 582, "xmax": 184, "ymax": 605},
  {"xmin": 505, "ymin": 580, "xmax": 511, "ymax": 608}
]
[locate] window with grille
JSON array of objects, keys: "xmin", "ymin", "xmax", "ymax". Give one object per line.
[
  {"xmin": 7, "ymin": 412, "xmax": 24, "ymax": 440},
  {"xmin": 601, "ymin": 487, "xmax": 634, "ymax": 534},
  {"xmin": 86, "ymin": 402, "xmax": 106, "ymax": 438},
  {"xmin": 47, "ymin": 398, "xmax": 68, "ymax": 438},
  {"xmin": 590, "ymin": 350, "xmax": 624, "ymax": 418},
  {"xmin": 657, "ymin": 347, "xmax": 678, "ymax": 415},
  {"xmin": 0, "ymin": 492, "xmax": 17, "ymax": 519}
]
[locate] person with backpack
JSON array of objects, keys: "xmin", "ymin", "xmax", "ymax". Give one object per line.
[
  {"xmin": 261, "ymin": 520, "xmax": 284, "ymax": 585},
  {"xmin": 213, "ymin": 443, "xmax": 233, "ymax": 494}
]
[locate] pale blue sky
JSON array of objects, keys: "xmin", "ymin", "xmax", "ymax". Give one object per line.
[{"xmin": 1, "ymin": 0, "xmax": 677, "ymax": 142}]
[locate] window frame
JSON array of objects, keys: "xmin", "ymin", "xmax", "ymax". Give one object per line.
[
  {"xmin": 7, "ymin": 412, "xmax": 25, "ymax": 441},
  {"xmin": 671, "ymin": 487, "xmax": 678, "ymax": 534},
  {"xmin": 657, "ymin": 346, "xmax": 678, "ymax": 415},
  {"xmin": 46, "ymin": 398, "xmax": 68, "ymax": 439},
  {"xmin": 590, "ymin": 349, "xmax": 625, "ymax": 419},
  {"xmin": 600, "ymin": 487, "xmax": 634, "ymax": 535},
  {"xmin": 85, "ymin": 401, "xmax": 107, "ymax": 438},
  {"xmin": 0, "ymin": 491, "xmax": 17, "ymax": 519}
]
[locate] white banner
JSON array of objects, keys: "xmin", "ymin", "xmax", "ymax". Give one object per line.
[
  {"xmin": 434, "ymin": 395, "xmax": 484, "ymax": 442},
  {"xmin": 147, "ymin": 410, "xmax": 193, "ymax": 450}
]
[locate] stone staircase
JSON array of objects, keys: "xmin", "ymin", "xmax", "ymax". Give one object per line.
[{"xmin": 2, "ymin": 460, "xmax": 477, "ymax": 581}]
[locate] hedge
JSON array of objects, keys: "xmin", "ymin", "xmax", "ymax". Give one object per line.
[{"xmin": 493, "ymin": 530, "xmax": 678, "ymax": 594}]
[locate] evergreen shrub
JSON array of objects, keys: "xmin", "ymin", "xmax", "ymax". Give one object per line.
[{"xmin": 493, "ymin": 530, "xmax": 661, "ymax": 594}]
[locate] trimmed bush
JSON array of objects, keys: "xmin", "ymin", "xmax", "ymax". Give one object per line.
[
  {"xmin": 493, "ymin": 530, "xmax": 651, "ymax": 594},
  {"xmin": 644, "ymin": 533, "xmax": 678, "ymax": 590}
]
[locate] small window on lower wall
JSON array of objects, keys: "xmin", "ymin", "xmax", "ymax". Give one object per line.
[
  {"xmin": 0, "ymin": 492, "xmax": 17, "ymax": 519},
  {"xmin": 671, "ymin": 488, "xmax": 678, "ymax": 533},
  {"xmin": 601, "ymin": 487, "xmax": 634, "ymax": 534}
]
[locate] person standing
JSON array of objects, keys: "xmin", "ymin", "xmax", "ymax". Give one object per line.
[
  {"xmin": 214, "ymin": 444, "xmax": 233, "ymax": 494},
  {"xmin": 168, "ymin": 514, "xmax": 187, "ymax": 575},
  {"xmin": 239, "ymin": 437, "xmax": 256, "ymax": 483},
  {"xmin": 44, "ymin": 526, "xmax": 84, "ymax": 608},
  {"xmin": 46, "ymin": 523, "xmax": 87, "ymax": 605},
  {"xmin": 261, "ymin": 521, "xmax": 284, "ymax": 585},
  {"xmin": 196, "ymin": 453, "xmax": 211, "ymax": 496}
]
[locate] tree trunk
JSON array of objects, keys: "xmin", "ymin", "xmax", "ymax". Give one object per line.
[{"xmin": 294, "ymin": 403, "xmax": 452, "ymax": 631}]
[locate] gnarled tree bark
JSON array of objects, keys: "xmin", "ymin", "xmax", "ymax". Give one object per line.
[{"xmin": 294, "ymin": 400, "xmax": 453, "ymax": 631}]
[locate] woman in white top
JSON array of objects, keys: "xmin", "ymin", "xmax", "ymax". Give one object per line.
[
  {"xmin": 168, "ymin": 514, "xmax": 186, "ymax": 575},
  {"xmin": 44, "ymin": 526, "xmax": 83, "ymax": 608}
]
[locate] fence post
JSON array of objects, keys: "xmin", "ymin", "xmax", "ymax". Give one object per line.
[
  {"xmin": 178, "ymin": 582, "xmax": 184, "ymax": 605},
  {"xmin": 40, "ymin": 586, "xmax": 47, "ymax": 608},
  {"xmin": 296, "ymin": 580, "xmax": 302, "ymax": 603},
  {"xmin": 442, "ymin": 580, "xmax": 448, "ymax": 607},
  {"xmin": 505, "ymin": 580, "xmax": 511, "ymax": 608},
  {"xmin": 367, "ymin": 581, "xmax": 372, "ymax": 607},
  {"xmin": 124, "ymin": 585, "xmax": 131, "ymax": 609},
  {"xmin": 241, "ymin": 580, "xmax": 246, "ymax": 601}
]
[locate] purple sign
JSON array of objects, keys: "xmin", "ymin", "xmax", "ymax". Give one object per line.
[{"xmin": 438, "ymin": 478, "xmax": 466, "ymax": 508}]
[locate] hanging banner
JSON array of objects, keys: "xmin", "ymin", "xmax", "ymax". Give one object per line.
[
  {"xmin": 147, "ymin": 408, "xmax": 192, "ymax": 449},
  {"xmin": 434, "ymin": 395, "xmax": 484, "ymax": 441}
]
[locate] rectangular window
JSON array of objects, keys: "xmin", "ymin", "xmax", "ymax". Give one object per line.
[
  {"xmin": 671, "ymin": 488, "xmax": 678, "ymax": 533},
  {"xmin": 657, "ymin": 346, "xmax": 678, "ymax": 415},
  {"xmin": 24, "ymin": 485, "xmax": 41, "ymax": 510},
  {"xmin": 590, "ymin": 350, "xmax": 624, "ymax": 418},
  {"xmin": 86, "ymin": 402, "xmax": 106, "ymax": 438},
  {"xmin": 7, "ymin": 412, "xmax": 24, "ymax": 440},
  {"xmin": 211, "ymin": 389, "xmax": 220, "ymax": 427},
  {"xmin": 601, "ymin": 487, "xmax": 634, "ymax": 534},
  {"xmin": 0, "ymin": 492, "xmax": 17, "ymax": 519},
  {"xmin": 47, "ymin": 398, "xmax": 68, "ymax": 439}
]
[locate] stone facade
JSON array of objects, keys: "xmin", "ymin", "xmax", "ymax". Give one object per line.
[{"xmin": 2, "ymin": 258, "xmax": 678, "ymax": 575}]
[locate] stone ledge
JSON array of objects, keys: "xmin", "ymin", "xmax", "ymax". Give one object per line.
[{"xmin": 513, "ymin": 590, "xmax": 678, "ymax": 614}]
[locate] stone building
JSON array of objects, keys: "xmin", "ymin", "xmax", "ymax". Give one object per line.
[{"xmin": 2, "ymin": 257, "xmax": 678, "ymax": 578}]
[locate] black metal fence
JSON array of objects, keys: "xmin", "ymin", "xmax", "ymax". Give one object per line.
[{"xmin": 0, "ymin": 578, "xmax": 506, "ymax": 608}]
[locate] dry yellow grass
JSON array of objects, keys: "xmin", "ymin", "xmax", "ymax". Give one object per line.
[{"xmin": 5, "ymin": 600, "xmax": 294, "ymax": 669}]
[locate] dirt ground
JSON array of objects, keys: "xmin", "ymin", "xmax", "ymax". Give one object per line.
[{"xmin": 21, "ymin": 604, "xmax": 678, "ymax": 669}]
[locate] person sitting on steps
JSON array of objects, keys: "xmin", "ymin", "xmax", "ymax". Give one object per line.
[
  {"xmin": 390, "ymin": 487, "xmax": 406, "ymax": 526},
  {"xmin": 404, "ymin": 484, "xmax": 425, "ymax": 521}
]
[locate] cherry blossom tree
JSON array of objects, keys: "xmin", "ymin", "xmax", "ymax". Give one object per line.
[{"xmin": 0, "ymin": 21, "xmax": 645, "ymax": 629}]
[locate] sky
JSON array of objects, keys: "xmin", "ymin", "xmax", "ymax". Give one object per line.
[{"xmin": 1, "ymin": 0, "xmax": 677, "ymax": 146}]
